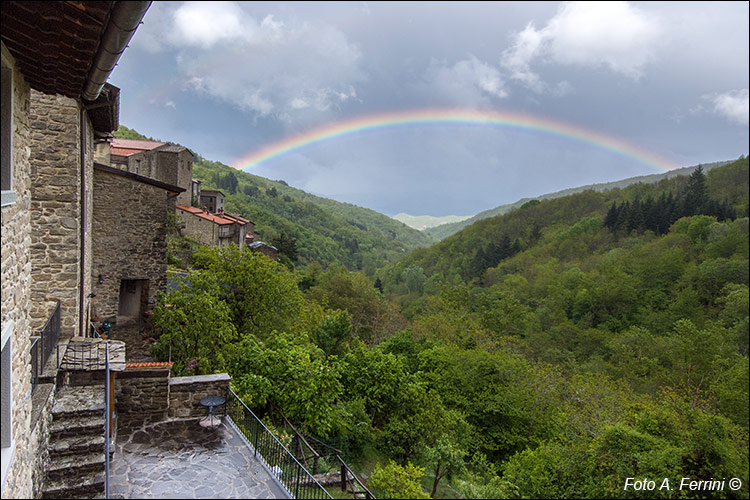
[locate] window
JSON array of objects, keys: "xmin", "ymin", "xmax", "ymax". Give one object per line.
[
  {"xmin": 1, "ymin": 55, "xmax": 15, "ymax": 207},
  {"xmin": 1, "ymin": 321, "xmax": 15, "ymax": 494}
]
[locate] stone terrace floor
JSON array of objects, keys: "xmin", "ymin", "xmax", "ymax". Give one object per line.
[{"xmin": 110, "ymin": 417, "xmax": 288, "ymax": 499}]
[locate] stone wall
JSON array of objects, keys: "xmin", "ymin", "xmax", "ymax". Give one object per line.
[
  {"xmin": 27, "ymin": 90, "xmax": 95, "ymax": 340},
  {"xmin": 1, "ymin": 44, "xmax": 34, "ymax": 500},
  {"xmin": 115, "ymin": 370, "xmax": 230, "ymax": 422},
  {"xmin": 177, "ymin": 208, "xmax": 218, "ymax": 247},
  {"xmin": 175, "ymin": 150, "xmax": 194, "ymax": 208},
  {"xmin": 28, "ymin": 91, "xmax": 81, "ymax": 339},
  {"xmin": 29, "ymin": 384, "xmax": 54, "ymax": 498},
  {"xmin": 91, "ymin": 167, "xmax": 171, "ymax": 321},
  {"xmin": 168, "ymin": 373, "xmax": 231, "ymax": 420},
  {"xmin": 116, "ymin": 366, "xmax": 171, "ymax": 423}
]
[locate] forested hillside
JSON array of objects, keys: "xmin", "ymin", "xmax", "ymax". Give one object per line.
[
  {"xmin": 192, "ymin": 157, "xmax": 433, "ymax": 274},
  {"xmin": 425, "ymin": 160, "xmax": 733, "ymax": 241},
  {"xmin": 147, "ymin": 157, "xmax": 748, "ymax": 498}
]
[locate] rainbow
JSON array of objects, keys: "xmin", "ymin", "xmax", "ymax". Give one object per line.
[{"xmin": 231, "ymin": 108, "xmax": 678, "ymax": 173}]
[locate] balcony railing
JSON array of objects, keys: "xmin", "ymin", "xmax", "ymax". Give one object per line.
[
  {"xmin": 30, "ymin": 336, "xmax": 40, "ymax": 393},
  {"xmin": 225, "ymin": 389, "xmax": 332, "ymax": 499},
  {"xmin": 30, "ymin": 300, "xmax": 61, "ymax": 393}
]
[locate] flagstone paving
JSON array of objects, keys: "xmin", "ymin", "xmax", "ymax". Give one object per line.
[{"xmin": 110, "ymin": 417, "xmax": 288, "ymax": 499}]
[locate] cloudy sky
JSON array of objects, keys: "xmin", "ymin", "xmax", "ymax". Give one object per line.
[{"xmin": 109, "ymin": 1, "xmax": 749, "ymax": 217}]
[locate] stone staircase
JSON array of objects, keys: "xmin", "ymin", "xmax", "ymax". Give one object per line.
[{"xmin": 43, "ymin": 385, "xmax": 109, "ymax": 499}]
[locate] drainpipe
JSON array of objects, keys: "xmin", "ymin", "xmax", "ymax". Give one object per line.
[
  {"xmin": 82, "ymin": 1, "xmax": 152, "ymax": 102},
  {"xmin": 79, "ymin": 108, "xmax": 87, "ymax": 337},
  {"xmin": 79, "ymin": 1, "xmax": 151, "ymax": 336}
]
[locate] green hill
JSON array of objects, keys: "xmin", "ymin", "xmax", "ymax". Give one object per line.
[
  {"xmin": 382, "ymin": 158, "xmax": 749, "ymax": 291},
  {"xmin": 424, "ymin": 160, "xmax": 735, "ymax": 240},
  {"xmin": 192, "ymin": 156, "xmax": 433, "ymax": 274}
]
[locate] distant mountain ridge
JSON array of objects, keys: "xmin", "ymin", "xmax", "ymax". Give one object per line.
[
  {"xmin": 424, "ymin": 160, "xmax": 735, "ymax": 240},
  {"xmin": 393, "ymin": 213, "xmax": 472, "ymax": 230}
]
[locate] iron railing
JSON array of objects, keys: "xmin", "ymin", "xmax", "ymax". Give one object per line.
[
  {"xmin": 30, "ymin": 301, "xmax": 61, "ymax": 393},
  {"xmin": 286, "ymin": 422, "xmax": 374, "ymax": 499},
  {"xmin": 30, "ymin": 337, "xmax": 40, "ymax": 393},
  {"xmin": 39, "ymin": 300, "xmax": 61, "ymax": 372},
  {"xmin": 337, "ymin": 455, "xmax": 375, "ymax": 499},
  {"xmin": 225, "ymin": 389, "xmax": 332, "ymax": 499}
]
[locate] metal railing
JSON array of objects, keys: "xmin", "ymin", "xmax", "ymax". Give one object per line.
[
  {"xmin": 30, "ymin": 337, "xmax": 40, "ymax": 392},
  {"xmin": 337, "ymin": 455, "xmax": 375, "ymax": 499},
  {"xmin": 286, "ymin": 423, "xmax": 374, "ymax": 499},
  {"xmin": 30, "ymin": 301, "xmax": 61, "ymax": 393},
  {"xmin": 57, "ymin": 339, "xmax": 125, "ymax": 372},
  {"xmin": 39, "ymin": 300, "xmax": 61, "ymax": 372},
  {"xmin": 225, "ymin": 389, "xmax": 332, "ymax": 499}
]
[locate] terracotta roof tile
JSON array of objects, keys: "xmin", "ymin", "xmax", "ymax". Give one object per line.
[{"xmin": 111, "ymin": 138, "xmax": 167, "ymax": 151}]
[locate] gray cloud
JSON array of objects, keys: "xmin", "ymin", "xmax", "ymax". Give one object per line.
[{"xmin": 111, "ymin": 1, "xmax": 748, "ymax": 217}]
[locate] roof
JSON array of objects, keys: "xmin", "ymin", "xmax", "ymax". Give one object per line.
[
  {"xmin": 110, "ymin": 147, "xmax": 143, "ymax": 157},
  {"xmin": 111, "ymin": 138, "xmax": 168, "ymax": 151},
  {"xmin": 1, "ymin": 2, "xmax": 149, "ymax": 105},
  {"xmin": 249, "ymin": 241, "xmax": 278, "ymax": 251},
  {"xmin": 1, "ymin": 1, "xmax": 114, "ymax": 98},
  {"xmin": 200, "ymin": 190, "xmax": 225, "ymax": 198},
  {"xmin": 222, "ymin": 213, "xmax": 251, "ymax": 224},
  {"xmin": 94, "ymin": 162, "xmax": 185, "ymax": 193},
  {"xmin": 159, "ymin": 144, "xmax": 195, "ymax": 156},
  {"xmin": 176, "ymin": 206, "xmax": 238, "ymax": 226}
]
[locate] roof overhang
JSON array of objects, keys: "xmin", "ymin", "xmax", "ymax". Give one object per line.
[
  {"xmin": 1, "ymin": 1, "xmax": 150, "ymax": 102},
  {"xmin": 94, "ymin": 162, "xmax": 185, "ymax": 193}
]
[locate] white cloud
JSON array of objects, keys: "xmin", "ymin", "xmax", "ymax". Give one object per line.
[
  {"xmin": 705, "ymin": 89, "xmax": 749, "ymax": 126},
  {"xmin": 170, "ymin": 2, "xmax": 253, "ymax": 48},
  {"xmin": 419, "ymin": 56, "xmax": 508, "ymax": 106},
  {"xmin": 501, "ymin": 1, "xmax": 660, "ymax": 91},
  {"xmin": 166, "ymin": 5, "xmax": 365, "ymax": 120}
]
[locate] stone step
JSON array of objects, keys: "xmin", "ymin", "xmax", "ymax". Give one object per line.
[
  {"xmin": 49, "ymin": 413, "xmax": 105, "ymax": 440},
  {"xmin": 42, "ymin": 470, "xmax": 104, "ymax": 499},
  {"xmin": 46, "ymin": 452, "xmax": 106, "ymax": 482},
  {"xmin": 50, "ymin": 433, "xmax": 105, "ymax": 458},
  {"xmin": 52, "ymin": 385, "xmax": 105, "ymax": 418}
]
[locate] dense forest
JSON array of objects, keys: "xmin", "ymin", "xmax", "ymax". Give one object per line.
[{"xmin": 118, "ymin": 124, "xmax": 748, "ymax": 498}]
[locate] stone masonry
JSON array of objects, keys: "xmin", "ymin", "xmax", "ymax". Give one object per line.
[
  {"xmin": 28, "ymin": 89, "xmax": 95, "ymax": 340},
  {"xmin": 91, "ymin": 166, "xmax": 174, "ymax": 321},
  {"xmin": 1, "ymin": 44, "xmax": 33, "ymax": 500},
  {"xmin": 168, "ymin": 373, "xmax": 231, "ymax": 420},
  {"xmin": 155, "ymin": 147, "xmax": 193, "ymax": 208}
]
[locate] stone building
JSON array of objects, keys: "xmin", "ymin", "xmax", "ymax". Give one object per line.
[
  {"xmin": 27, "ymin": 86, "xmax": 119, "ymax": 341},
  {"xmin": 199, "ymin": 189, "xmax": 225, "ymax": 214},
  {"xmin": 110, "ymin": 138, "xmax": 195, "ymax": 208},
  {"xmin": 91, "ymin": 163, "xmax": 184, "ymax": 324},
  {"xmin": 176, "ymin": 205, "xmax": 249, "ymax": 248},
  {"xmin": 248, "ymin": 241, "xmax": 280, "ymax": 261},
  {"xmin": 0, "ymin": 2, "xmax": 151, "ymax": 497}
]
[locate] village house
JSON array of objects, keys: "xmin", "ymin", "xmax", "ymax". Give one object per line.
[
  {"xmin": 1, "ymin": 2, "xmax": 151, "ymax": 497},
  {"xmin": 91, "ymin": 163, "xmax": 184, "ymax": 325},
  {"xmin": 199, "ymin": 188, "xmax": 225, "ymax": 213},
  {"xmin": 176, "ymin": 205, "xmax": 250, "ymax": 248},
  {"xmin": 109, "ymin": 138, "xmax": 195, "ymax": 208}
]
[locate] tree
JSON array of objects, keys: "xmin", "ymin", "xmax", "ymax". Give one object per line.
[
  {"xmin": 196, "ymin": 244, "xmax": 304, "ymax": 338},
  {"xmin": 229, "ymin": 332, "xmax": 342, "ymax": 436},
  {"xmin": 271, "ymin": 232, "xmax": 299, "ymax": 262},
  {"xmin": 423, "ymin": 433, "xmax": 468, "ymax": 498},
  {"xmin": 369, "ymin": 461, "xmax": 430, "ymax": 499},
  {"xmin": 150, "ymin": 271, "xmax": 236, "ymax": 375}
]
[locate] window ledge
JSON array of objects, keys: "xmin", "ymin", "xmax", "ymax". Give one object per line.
[{"xmin": 1, "ymin": 190, "xmax": 16, "ymax": 208}]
